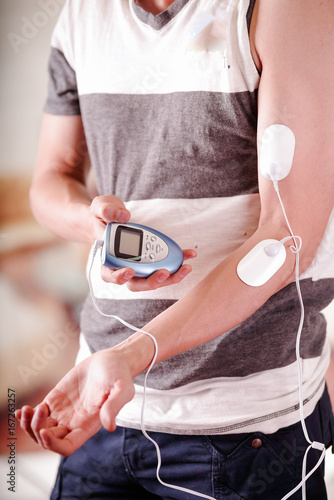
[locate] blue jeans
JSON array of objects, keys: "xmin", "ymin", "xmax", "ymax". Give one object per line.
[{"xmin": 51, "ymin": 386, "xmax": 334, "ymax": 499}]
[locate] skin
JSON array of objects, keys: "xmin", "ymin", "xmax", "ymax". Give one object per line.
[
  {"xmin": 17, "ymin": 0, "xmax": 334, "ymax": 456},
  {"xmin": 134, "ymin": 0, "xmax": 175, "ymax": 15}
]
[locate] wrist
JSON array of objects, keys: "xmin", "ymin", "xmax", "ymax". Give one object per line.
[
  {"xmin": 65, "ymin": 201, "xmax": 96, "ymax": 244},
  {"xmin": 78, "ymin": 202, "xmax": 96, "ymax": 244},
  {"xmin": 110, "ymin": 331, "xmax": 156, "ymax": 378}
]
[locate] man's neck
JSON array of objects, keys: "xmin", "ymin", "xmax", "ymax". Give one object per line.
[{"xmin": 135, "ymin": 0, "xmax": 175, "ymax": 15}]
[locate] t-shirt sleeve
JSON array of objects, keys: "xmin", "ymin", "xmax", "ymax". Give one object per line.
[
  {"xmin": 44, "ymin": 47, "xmax": 80, "ymax": 115},
  {"xmin": 44, "ymin": 0, "xmax": 80, "ymax": 116}
]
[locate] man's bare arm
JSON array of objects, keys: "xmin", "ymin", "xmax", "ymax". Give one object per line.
[{"xmin": 30, "ymin": 114, "xmax": 131, "ymax": 243}]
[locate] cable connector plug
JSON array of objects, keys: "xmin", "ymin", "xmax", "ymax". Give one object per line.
[
  {"xmin": 92, "ymin": 239, "xmax": 104, "ymax": 257},
  {"xmin": 312, "ymin": 441, "xmax": 325, "ymax": 451}
]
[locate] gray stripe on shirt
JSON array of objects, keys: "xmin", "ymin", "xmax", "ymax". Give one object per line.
[
  {"xmin": 81, "ymin": 277, "xmax": 334, "ymax": 390},
  {"xmin": 79, "ymin": 91, "xmax": 259, "ymax": 200}
]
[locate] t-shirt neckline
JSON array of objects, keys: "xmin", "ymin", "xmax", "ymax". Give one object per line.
[{"xmin": 131, "ymin": 0, "xmax": 191, "ymax": 30}]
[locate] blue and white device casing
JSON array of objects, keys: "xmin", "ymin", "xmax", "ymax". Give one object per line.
[{"xmin": 101, "ymin": 222, "xmax": 184, "ymax": 278}]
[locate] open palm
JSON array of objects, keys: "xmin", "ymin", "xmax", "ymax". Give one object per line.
[{"xmin": 16, "ymin": 349, "xmax": 135, "ymax": 456}]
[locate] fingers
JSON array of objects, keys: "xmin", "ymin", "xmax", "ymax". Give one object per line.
[
  {"xmin": 182, "ymin": 249, "xmax": 198, "ymax": 261},
  {"xmin": 39, "ymin": 428, "xmax": 73, "ymax": 456},
  {"xmin": 17, "ymin": 404, "xmax": 96, "ymax": 456},
  {"xmin": 101, "ymin": 264, "xmax": 192, "ymax": 290},
  {"xmin": 126, "ymin": 264, "xmax": 193, "ymax": 292},
  {"xmin": 40, "ymin": 418, "xmax": 102, "ymax": 456},
  {"xmin": 30, "ymin": 402, "xmax": 52, "ymax": 447},
  {"xmin": 17, "ymin": 403, "xmax": 57, "ymax": 447},
  {"xmin": 18, "ymin": 405, "xmax": 38, "ymax": 443},
  {"xmin": 90, "ymin": 195, "xmax": 130, "ymax": 224},
  {"xmin": 101, "ymin": 266, "xmax": 136, "ymax": 285},
  {"xmin": 101, "ymin": 248, "xmax": 197, "ymax": 290},
  {"xmin": 39, "ymin": 428, "xmax": 79, "ymax": 456}
]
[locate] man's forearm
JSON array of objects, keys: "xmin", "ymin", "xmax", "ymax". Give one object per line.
[
  {"xmin": 114, "ymin": 223, "xmax": 300, "ymax": 377},
  {"xmin": 30, "ymin": 114, "xmax": 96, "ymax": 244},
  {"xmin": 30, "ymin": 169, "xmax": 95, "ymax": 244}
]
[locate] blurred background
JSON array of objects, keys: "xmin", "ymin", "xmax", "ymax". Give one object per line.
[
  {"xmin": 0, "ymin": 1, "xmax": 333, "ymax": 499},
  {"xmin": 0, "ymin": 1, "xmax": 89, "ymax": 498}
]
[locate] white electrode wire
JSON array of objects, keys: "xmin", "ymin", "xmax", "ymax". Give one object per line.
[
  {"xmin": 88, "ymin": 241, "xmax": 217, "ymax": 500},
  {"xmin": 273, "ymin": 182, "xmax": 326, "ymax": 500},
  {"xmin": 281, "ymin": 445, "xmax": 326, "ymax": 500},
  {"xmin": 274, "ymin": 182, "xmax": 310, "ymax": 444}
]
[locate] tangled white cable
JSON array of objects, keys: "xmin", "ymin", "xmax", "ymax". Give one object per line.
[
  {"xmin": 88, "ymin": 240, "xmax": 217, "ymax": 500},
  {"xmin": 273, "ymin": 182, "xmax": 326, "ymax": 500}
]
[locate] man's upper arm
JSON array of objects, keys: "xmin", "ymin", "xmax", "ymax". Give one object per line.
[
  {"xmin": 33, "ymin": 114, "xmax": 90, "ymax": 185},
  {"xmin": 252, "ymin": 0, "xmax": 334, "ymax": 272}
]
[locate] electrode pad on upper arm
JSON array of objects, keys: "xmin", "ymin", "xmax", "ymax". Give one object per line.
[
  {"xmin": 259, "ymin": 124, "xmax": 295, "ymax": 181},
  {"xmin": 237, "ymin": 124, "xmax": 295, "ymax": 287}
]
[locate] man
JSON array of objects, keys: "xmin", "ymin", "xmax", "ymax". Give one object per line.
[{"xmin": 17, "ymin": 0, "xmax": 334, "ymax": 498}]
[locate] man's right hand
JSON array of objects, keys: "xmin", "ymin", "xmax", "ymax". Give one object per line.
[
  {"xmin": 30, "ymin": 114, "xmax": 196, "ymax": 290},
  {"xmin": 90, "ymin": 194, "xmax": 197, "ymax": 289},
  {"xmin": 90, "ymin": 194, "xmax": 131, "ymax": 241}
]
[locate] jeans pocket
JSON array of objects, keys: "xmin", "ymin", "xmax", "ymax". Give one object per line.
[{"xmin": 206, "ymin": 432, "xmax": 298, "ymax": 500}]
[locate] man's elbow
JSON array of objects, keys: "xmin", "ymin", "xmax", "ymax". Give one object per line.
[{"xmin": 283, "ymin": 234, "xmax": 324, "ymax": 287}]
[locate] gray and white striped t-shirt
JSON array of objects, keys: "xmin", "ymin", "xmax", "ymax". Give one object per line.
[{"xmin": 45, "ymin": 0, "xmax": 334, "ymax": 434}]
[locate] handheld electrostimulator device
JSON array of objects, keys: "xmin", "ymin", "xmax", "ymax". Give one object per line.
[
  {"xmin": 101, "ymin": 222, "xmax": 184, "ymax": 278},
  {"xmin": 88, "ymin": 124, "xmax": 326, "ymax": 500}
]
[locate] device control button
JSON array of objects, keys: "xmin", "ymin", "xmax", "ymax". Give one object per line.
[
  {"xmin": 151, "ymin": 236, "xmax": 157, "ymax": 242},
  {"xmin": 156, "ymin": 244, "xmax": 161, "ymax": 253},
  {"xmin": 251, "ymin": 438, "xmax": 262, "ymax": 448},
  {"xmin": 146, "ymin": 242, "xmax": 151, "ymax": 251},
  {"xmin": 149, "ymin": 253, "xmax": 155, "ymax": 260}
]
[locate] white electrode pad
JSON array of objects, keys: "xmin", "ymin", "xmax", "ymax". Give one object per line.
[
  {"xmin": 259, "ymin": 124, "xmax": 295, "ymax": 181},
  {"xmin": 237, "ymin": 239, "xmax": 287, "ymax": 287}
]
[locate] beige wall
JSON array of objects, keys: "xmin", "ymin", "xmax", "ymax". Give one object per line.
[
  {"xmin": 0, "ymin": 0, "xmax": 85, "ymax": 421},
  {"xmin": 0, "ymin": 0, "xmax": 64, "ymax": 175}
]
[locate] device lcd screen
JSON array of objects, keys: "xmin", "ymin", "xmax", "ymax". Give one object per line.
[{"xmin": 114, "ymin": 226, "xmax": 143, "ymax": 261}]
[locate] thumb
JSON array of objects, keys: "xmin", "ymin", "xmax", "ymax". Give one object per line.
[
  {"xmin": 91, "ymin": 195, "xmax": 130, "ymax": 224},
  {"xmin": 99, "ymin": 379, "xmax": 135, "ymax": 431}
]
